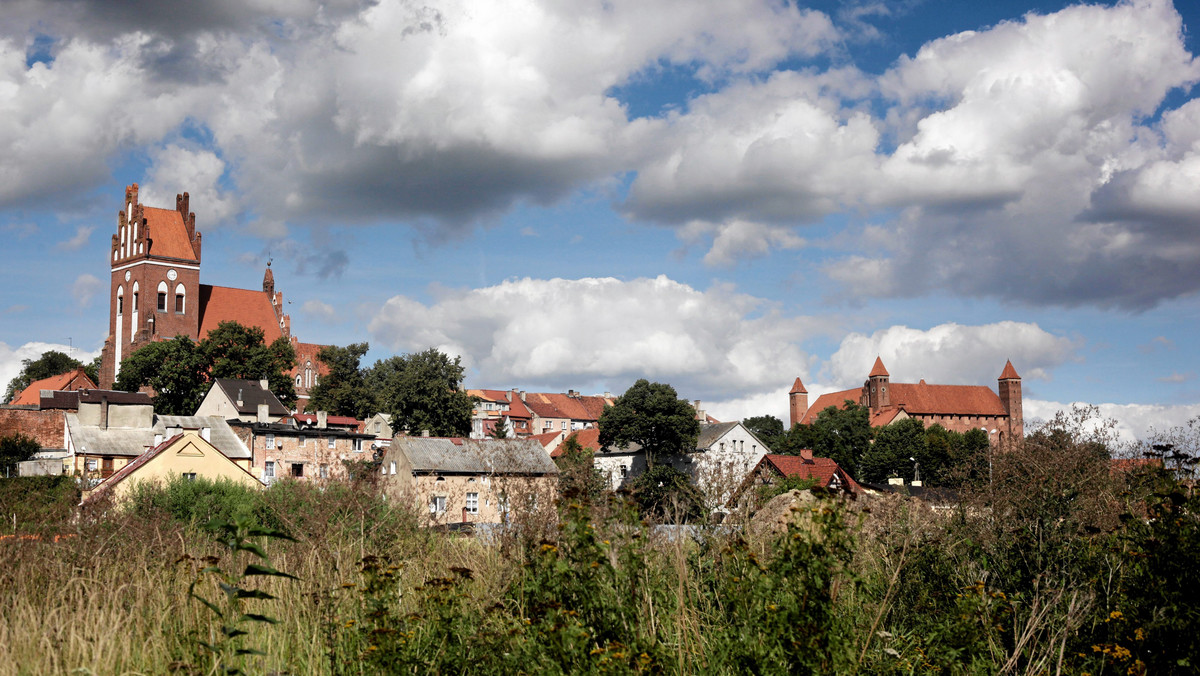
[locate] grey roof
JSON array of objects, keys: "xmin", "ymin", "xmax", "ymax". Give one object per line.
[
  {"xmin": 211, "ymin": 378, "xmax": 288, "ymax": 416},
  {"xmin": 66, "ymin": 414, "xmax": 250, "ymax": 459},
  {"xmin": 392, "ymin": 437, "xmax": 558, "ymax": 475},
  {"xmin": 40, "ymin": 389, "xmax": 152, "ymax": 410},
  {"xmin": 696, "ymin": 422, "xmax": 740, "ymax": 450}
]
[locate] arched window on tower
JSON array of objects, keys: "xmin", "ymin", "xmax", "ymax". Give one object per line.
[
  {"xmin": 175, "ymin": 283, "xmax": 186, "ymax": 313},
  {"xmin": 157, "ymin": 281, "xmax": 168, "ymax": 312},
  {"xmin": 116, "ymin": 286, "xmax": 124, "ymax": 315},
  {"xmin": 132, "ymin": 282, "xmax": 139, "ymax": 313}
]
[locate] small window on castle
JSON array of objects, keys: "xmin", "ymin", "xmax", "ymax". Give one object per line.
[
  {"xmin": 175, "ymin": 294, "xmax": 184, "ymax": 313},
  {"xmin": 133, "ymin": 290, "xmax": 138, "ymax": 312},
  {"xmin": 157, "ymin": 292, "xmax": 167, "ymax": 312},
  {"xmin": 117, "ymin": 295, "xmax": 124, "ymax": 314}
]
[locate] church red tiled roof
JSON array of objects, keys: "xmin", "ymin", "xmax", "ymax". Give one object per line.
[
  {"xmin": 142, "ymin": 207, "xmax": 198, "ymax": 262},
  {"xmin": 197, "ymin": 285, "xmax": 283, "ymax": 342},
  {"xmin": 9, "ymin": 368, "xmax": 96, "ymax": 405}
]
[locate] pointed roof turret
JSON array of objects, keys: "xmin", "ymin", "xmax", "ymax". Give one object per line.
[
  {"xmin": 869, "ymin": 357, "xmax": 889, "ymax": 378},
  {"xmin": 999, "ymin": 360, "xmax": 1020, "ymax": 380},
  {"xmin": 263, "ymin": 261, "xmax": 275, "ymax": 296},
  {"xmin": 790, "ymin": 377, "xmax": 807, "ymax": 394}
]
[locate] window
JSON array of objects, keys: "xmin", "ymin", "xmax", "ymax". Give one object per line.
[
  {"xmin": 389, "ymin": 461, "xmax": 396, "ymax": 475},
  {"xmin": 429, "ymin": 495, "xmax": 447, "ymax": 513},
  {"xmin": 182, "ymin": 473, "xmax": 197, "ymax": 482},
  {"xmin": 561, "ymin": 421, "xmax": 567, "ymax": 430},
  {"xmin": 299, "ymin": 435, "xmax": 306, "ymax": 447},
  {"xmin": 290, "ymin": 463, "xmax": 304, "ymax": 478},
  {"xmin": 375, "ymin": 422, "xmax": 382, "ymax": 434},
  {"xmin": 117, "ymin": 290, "xmax": 124, "ymax": 315},
  {"xmin": 620, "ymin": 465, "xmax": 628, "ymax": 477},
  {"xmin": 328, "ymin": 437, "xmax": 336, "ymax": 449},
  {"xmin": 319, "ymin": 464, "xmax": 329, "ymax": 479},
  {"xmin": 466, "ymin": 492, "xmax": 479, "ymax": 514},
  {"xmin": 353, "ymin": 438, "xmax": 363, "ymax": 452},
  {"xmin": 265, "ymin": 461, "xmax": 276, "ymax": 480},
  {"xmin": 132, "ymin": 288, "xmax": 138, "ymax": 312},
  {"xmin": 86, "ymin": 459, "xmax": 98, "ymax": 471},
  {"xmin": 175, "ymin": 283, "xmax": 186, "ymax": 313},
  {"xmin": 296, "ymin": 375, "xmax": 302, "ymax": 386},
  {"xmin": 265, "ymin": 434, "xmax": 275, "ymax": 449},
  {"xmin": 157, "ymin": 281, "xmax": 168, "ymax": 311}
]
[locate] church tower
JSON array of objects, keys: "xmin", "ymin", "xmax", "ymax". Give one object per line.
[
  {"xmin": 864, "ymin": 357, "xmax": 890, "ymax": 412},
  {"xmin": 788, "ymin": 377, "xmax": 808, "ymax": 429},
  {"xmin": 99, "ymin": 184, "xmax": 203, "ymax": 387}
]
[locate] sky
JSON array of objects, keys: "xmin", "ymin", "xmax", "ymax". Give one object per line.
[{"xmin": 1, "ymin": 0, "xmax": 1198, "ymax": 443}]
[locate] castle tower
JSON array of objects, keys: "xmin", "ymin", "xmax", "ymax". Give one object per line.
[
  {"xmin": 788, "ymin": 377, "xmax": 808, "ymax": 429},
  {"xmin": 865, "ymin": 357, "xmax": 890, "ymax": 412},
  {"xmin": 998, "ymin": 360, "xmax": 1023, "ymax": 446},
  {"xmin": 99, "ymin": 184, "xmax": 203, "ymax": 387}
]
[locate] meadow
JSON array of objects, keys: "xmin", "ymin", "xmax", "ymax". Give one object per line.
[{"xmin": 1, "ymin": 411, "xmax": 1196, "ymax": 675}]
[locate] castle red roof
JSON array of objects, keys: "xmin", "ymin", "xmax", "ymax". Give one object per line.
[
  {"xmin": 142, "ymin": 207, "xmax": 198, "ymax": 262},
  {"xmin": 869, "ymin": 357, "xmax": 889, "ymax": 378},
  {"xmin": 800, "ymin": 382, "xmax": 1007, "ymax": 426},
  {"xmin": 999, "ymin": 360, "xmax": 1021, "ymax": 380},
  {"xmin": 10, "ymin": 368, "xmax": 96, "ymax": 406},
  {"xmin": 197, "ymin": 285, "xmax": 283, "ymax": 342},
  {"xmin": 789, "ymin": 377, "xmax": 807, "ymax": 394}
]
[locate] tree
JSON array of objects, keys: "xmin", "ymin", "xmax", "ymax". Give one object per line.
[
  {"xmin": 115, "ymin": 321, "xmax": 298, "ymax": 415},
  {"xmin": 366, "ymin": 348, "xmax": 474, "ymax": 437},
  {"xmin": 598, "ymin": 379, "xmax": 700, "ymax": 466},
  {"xmin": 554, "ymin": 435, "xmax": 605, "ymax": 503},
  {"xmin": 114, "ymin": 336, "xmax": 208, "ymax": 415},
  {"xmin": 629, "ymin": 464, "xmax": 703, "ymax": 521},
  {"xmin": 305, "ymin": 343, "xmax": 376, "ymax": 418},
  {"xmin": 4, "ymin": 350, "xmax": 94, "ymax": 402},
  {"xmin": 743, "ymin": 415, "xmax": 786, "ymax": 452},
  {"xmin": 859, "ymin": 417, "xmax": 926, "ymax": 484},
  {"xmin": 807, "ymin": 401, "xmax": 873, "ymax": 479},
  {"xmin": 0, "ymin": 433, "xmax": 40, "ymax": 477},
  {"xmin": 489, "ymin": 418, "xmax": 510, "ymax": 439}
]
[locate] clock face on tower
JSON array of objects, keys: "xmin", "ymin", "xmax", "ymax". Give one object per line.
[
  {"xmin": 124, "ymin": 271, "xmax": 131, "ymax": 282},
  {"xmin": 167, "ymin": 269, "xmax": 177, "ymax": 281}
]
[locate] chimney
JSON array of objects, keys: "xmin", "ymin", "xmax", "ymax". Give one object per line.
[
  {"xmin": 421, "ymin": 430, "xmax": 430, "ymax": 438},
  {"xmin": 237, "ymin": 389, "xmax": 244, "ymax": 408},
  {"xmin": 259, "ymin": 377, "xmax": 269, "ymax": 391},
  {"xmin": 519, "ymin": 391, "xmax": 526, "ymax": 402},
  {"xmin": 800, "ymin": 448, "xmax": 813, "ymax": 462},
  {"xmin": 99, "ymin": 394, "xmax": 109, "ymax": 430},
  {"xmin": 317, "ymin": 411, "xmax": 328, "ymax": 429},
  {"xmin": 568, "ymin": 389, "xmax": 578, "ymax": 398},
  {"xmin": 257, "ymin": 404, "xmax": 270, "ymax": 423},
  {"xmin": 888, "ymin": 477, "xmax": 905, "ymax": 486}
]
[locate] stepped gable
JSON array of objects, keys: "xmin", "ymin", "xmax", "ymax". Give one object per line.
[{"xmin": 197, "ymin": 285, "xmax": 284, "ymax": 341}]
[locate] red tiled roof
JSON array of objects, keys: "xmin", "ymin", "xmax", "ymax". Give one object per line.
[
  {"xmin": 289, "ymin": 413, "xmax": 362, "ymax": 428},
  {"xmin": 197, "ymin": 285, "xmax": 283, "ymax": 342},
  {"xmin": 524, "ymin": 392, "xmax": 612, "ymax": 421},
  {"xmin": 143, "ymin": 207, "xmax": 198, "ymax": 262},
  {"xmin": 801, "ymin": 381, "xmax": 1006, "ymax": 426},
  {"xmin": 999, "ymin": 360, "xmax": 1021, "ymax": 380},
  {"xmin": 549, "ymin": 429, "xmax": 603, "ymax": 458},
  {"xmin": 761, "ymin": 454, "xmax": 863, "ymax": 493},
  {"xmin": 467, "ymin": 389, "xmax": 532, "ymax": 418},
  {"xmin": 869, "ymin": 357, "xmax": 889, "ymax": 378},
  {"xmin": 10, "ymin": 368, "xmax": 96, "ymax": 405},
  {"xmin": 789, "ymin": 377, "xmax": 807, "ymax": 394}
]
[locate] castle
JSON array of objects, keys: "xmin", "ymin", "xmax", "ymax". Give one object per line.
[
  {"xmin": 789, "ymin": 358, "xmax": 1023, "ymax": 446},
  {"xmin": 98, "ymin": 185, "xmax": 324, "ymax": 403}
]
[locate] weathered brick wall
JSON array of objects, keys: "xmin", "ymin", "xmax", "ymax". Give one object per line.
[{"xmin": 0, "ymin": 408, "xmax": 66, "ymax": 448}]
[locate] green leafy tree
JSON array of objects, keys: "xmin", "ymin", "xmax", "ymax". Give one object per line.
[
  {"xmin": 489, "ymin": 418, "xmax": 510, "ymax": 439},
  {"xmin": 200, "ymin": 322, "xmax": 297, "ymax": 408},
  {"xmin": 598, "ymin": 379, "xmax": 700, "ymax": 466},
  {"xmin": 305, "ymin": 343, "xmax": 376, "ymax": 418},
  {"xmin": 743, "ymin": 415, "xmax": 786, "ymax": 452},
  {"xmin": 629, "ymin": 464, "xmax": 703, "ymax": 521},
  {"xmin": 0, "ymin": 433, "xmax": 41, "ymax": 477},
  {"xmin": 115, "ymin": 322, "xmax": 298, "ymax": 414},
  {"xmin": 114, "ymin": 335, "xmax": 208, "ymax": 415},
  {"xmin": 554, "ymin": 435, "xmax": 606, "ymax": 503},
  {"xmin": 807, "ymin": 401, "xmax": 873, "ymax": 479},
  {"xmin": 859, "ymin": 417, "xmax": 926, "ymax": 484},
  {"xmin": 4, "ymin": 350, "xmax": 92, "ymax": 402},
  {"xmin": 366, "ymin": 348, "xmax": 474, "ymax": 437}
]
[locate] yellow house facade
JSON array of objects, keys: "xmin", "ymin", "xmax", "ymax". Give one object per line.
[{"xmin": 84, "ymin": 431, "xmax": 264, "ymax": 503}]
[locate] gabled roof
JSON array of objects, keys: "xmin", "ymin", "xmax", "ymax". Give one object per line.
[
  {"xmin": 197, "ymin": 285, "xmax": 283, "ymax": 342},
  {"xmin": 85, "ymin": 432, "xmax": 260, "ymax": 501},
  {"xmin": 389, "ymin": 437, "xmax": 558, "ymax": 475},
  {"xmin": 548, "ymin": 428, "xmax": 604, "ymax": 458},
  {"xmin": 696, "ymin": 421, "xmax": 740, "ymax": 449},
  {"xmin": 466, "ymin": 389, "xmax": 532, "ymax": 418},
  {"xmin": 869, "ymin": 357, "xmax": 889, "ymax": 378},
  {"xmin": 209, "ymin": 378, "xmax": 289, "ymax": 417},
  {"xmin": 760, "ymin": 454, "xmax": 863, "ymax": 493},
  {"xmin": 290, "ymin": 341, "xmax": 330, "ymax": 376},
  {"xmin": 143, "ymin": 207, "xmax": 199, "ymax": 262},
  {"xmin": 789, "ymin": 377, "xmax": 807, "ymax": 395},
  {"xmin": 523, "ymin": 392, "xmax": 612, "ymax": 421},
  {"xmin": 10, "ymin": 368, "xmax": 96, "ymax": 405}
]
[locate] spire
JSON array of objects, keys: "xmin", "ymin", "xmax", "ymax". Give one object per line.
[
  {"xmin": 263, "ymin": 261, "xmax": 275, "ymax": 297},
  {"xmin": 999, "ymin": 359, "xmax": 1020, "ymax": 380},
  {"xmin": 869, "ymin": 357, "xmax": 889, "ymax": 378},
  {"xmin": 789, "ymin": 377, "xmax": 807, "ymax": 394}
]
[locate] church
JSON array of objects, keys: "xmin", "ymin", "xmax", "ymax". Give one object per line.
[
  {"xmin": 98, "ymin": 184, "xmax": 326, "ymax": 405},
  {"xmin": 789, "ymin": 358, "xmax": 1023, "ymax": 447}
]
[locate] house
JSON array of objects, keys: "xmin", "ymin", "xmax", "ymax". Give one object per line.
[
  {"xmin": 97, "ymin": 184, "xmax": 326, "ymax": 394},
  {"xmin": 380, "ymin": 437, "xmax": 558, "ymax": 526},
  {"xmin": 8, "ymin": 368, "xmax": 97, "ymax": 406},
  {"xmin": 791, "ymin": 358, "xmax": 1023, "ymax": 447},
  {"xmin": 363, "ymin": 413, "xmax": 395, "ymax": 448},
  {"xmin": 736, "ymin": 451, "xmax": 864, "ymax": 505},
  {"xmin": 662, "ymin": 421, "xmax": 770, "ymax": 508},
  {"xmin": 523, "ymin": 390, "xmax": 614, "ymax": 436},
  {"xmin": 195, "ymin": 378, "xmax": 289, "ymax": 423},
  {"xmin": 226, "ymin": 415, "xmax": 376, "ymax": 484},
  {"xmin": 467, "ymin": 389, "xmax": 534, "ymax": 439},
  {"xmin": 60, "ymin": 391, "xmax": 251, "ymax": 482},
  {"xmin": 82, "ymin": 431, "xmax": 263, "ymax": 503}
]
